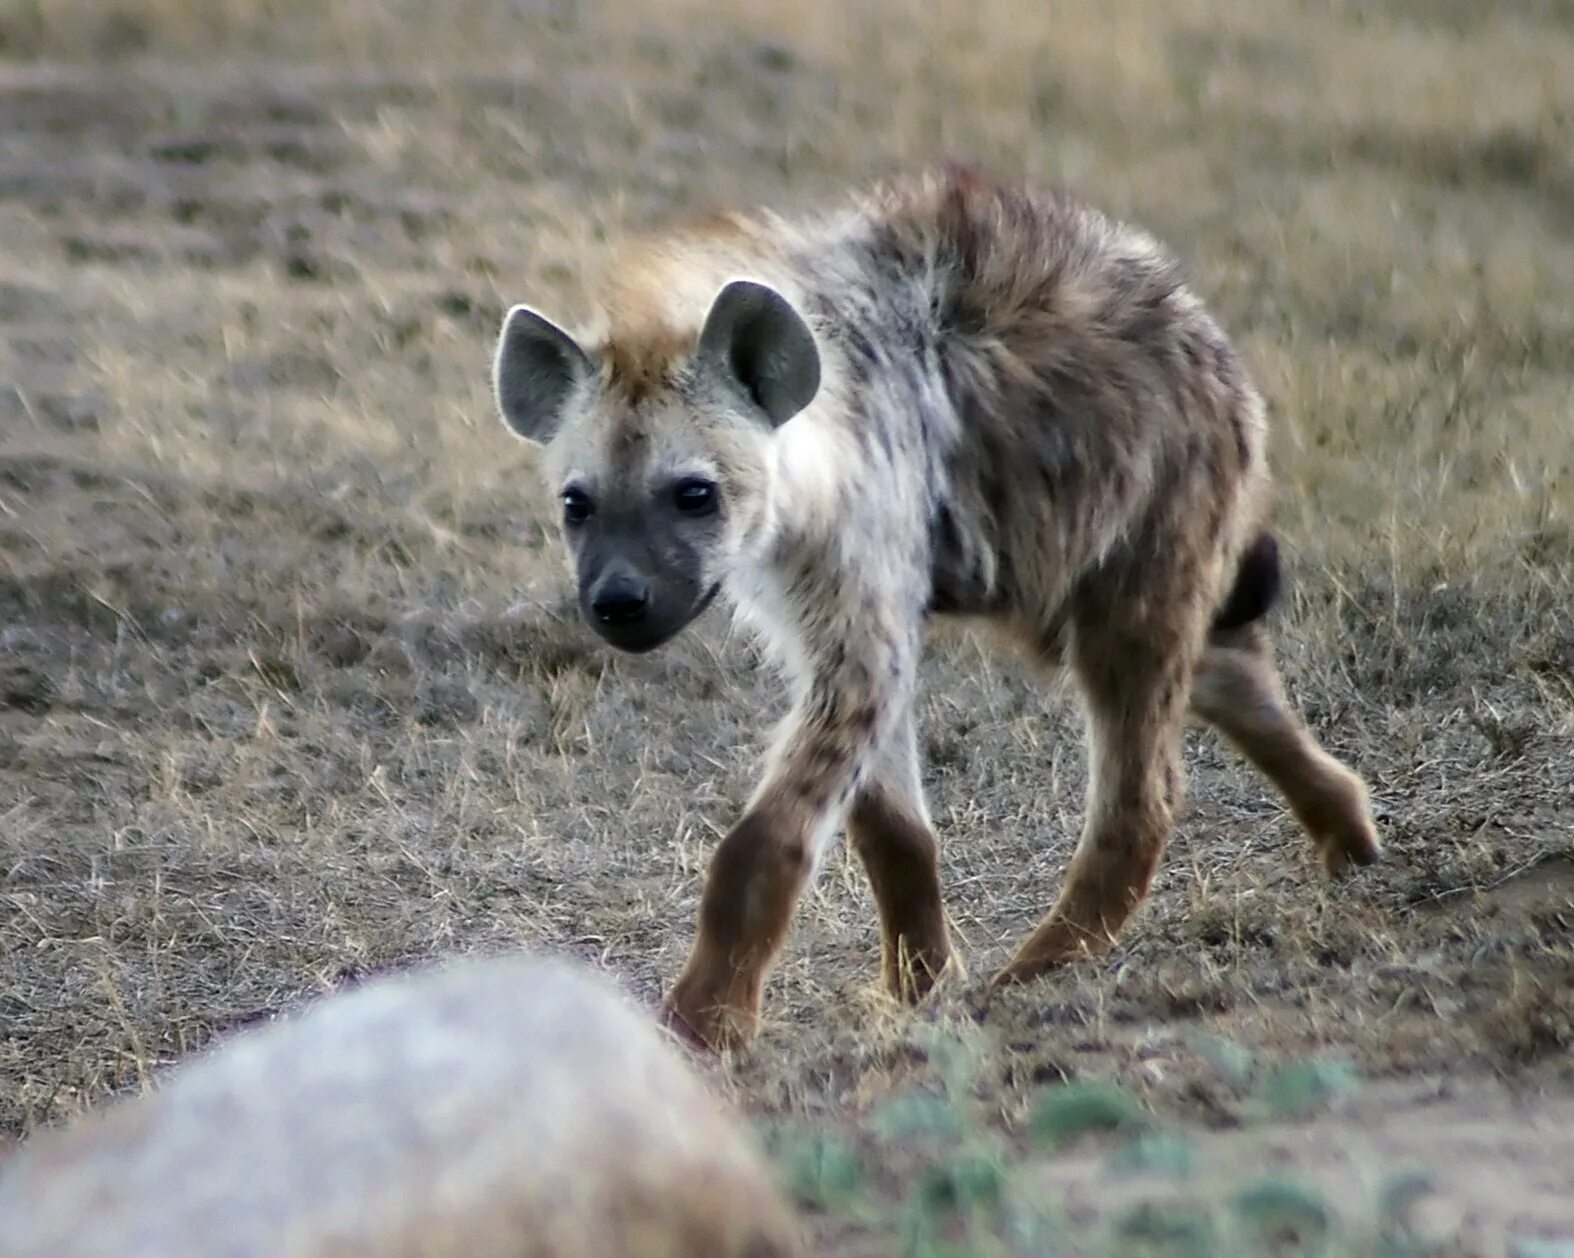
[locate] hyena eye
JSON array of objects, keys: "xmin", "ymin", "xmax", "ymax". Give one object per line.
[
  {"xmin": 561, "ymin": 487, "xmax": 593, "ymax": 525},
  {"xmin": 672, "ymin": 478, "xmax": 718, "ymax": 517}
]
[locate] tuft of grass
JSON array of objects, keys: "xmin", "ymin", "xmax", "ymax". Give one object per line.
[
  {"xmin": 1230, "ymin": 1177, "xmax": 1337, "ymax": 1252},
  {"xmin": 871, "ymin": 1092, "xmax": 967, "ymax": 1145},
  {"xmin": 1028, "ymin": 1081, "xmax": 1153, "ymax": 1150},
  {"xmin": 1191, "ymin": 1033, "xmax": 1258, "ymax": 1090},
  {"xmin": 1254, "ymin": 1058, "xmax": 1362, "ymax": 1121},
  {"xmin": 1107, "ymin": 1131, "xmax": 1197, "ymax": 1178},
  {"xmin": 1108, "ymin": 1201, "xmax": 1216, "ymax": 1258},
  {"xmin": 914, "ymin": 1147, "xmax": 1010, "ymax": 1233},
  {"xmin": 759, "ymin": 1031, "xmax": 1436, "ymax": 1256},
  {"xmin": 769, "ymin": 1127, "xmax": 865, "ymax": 1212}
]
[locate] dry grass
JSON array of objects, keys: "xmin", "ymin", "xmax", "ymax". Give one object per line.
[{"xmin": 2, "ymin": 0, "xmax": 1573, "ymax": 1251}]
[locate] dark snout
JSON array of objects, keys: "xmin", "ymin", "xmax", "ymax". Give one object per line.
[
  {"xmin": 572, "ymin": 519, "xmax": 723, "ymax": 655},
  {"xmin": 577, "ymin": 564, "xmax": 722, "ymax": 654},
  {"xmin": 581, "ymin": 566, "xmax": 660, "ymax": 652},
  {"xmin": 588, "ymin": 571, "xmax": 650, "ymax": 628}
]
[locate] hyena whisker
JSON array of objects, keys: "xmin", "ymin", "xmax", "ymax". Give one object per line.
[{"xmin": 491, "ymin": 166, "xmax": 1381, "ymax": 1050}]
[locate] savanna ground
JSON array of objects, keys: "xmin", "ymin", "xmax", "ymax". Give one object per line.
[{"xmin": 2, "ymin": 1, "xmax": 1573, "ymax": 1253}]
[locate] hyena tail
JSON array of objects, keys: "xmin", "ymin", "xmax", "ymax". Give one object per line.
[{"xmin": 1211, "ymin": 531, "xmax": 1282, "ymax": 633}]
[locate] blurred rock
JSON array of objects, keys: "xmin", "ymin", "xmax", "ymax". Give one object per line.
[{"xmin": 0, "ymin": 954, "xmax": 802, "ymax": 1258}]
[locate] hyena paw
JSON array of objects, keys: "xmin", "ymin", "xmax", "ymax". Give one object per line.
[
  {"xmin": 662, "ymin": 976, "xmax": 759, "ymax": 1053},
  {"xmin": 1311, "ymin": 770, "xmax": 1381, "ymax": 878},
  {"xmin": 883, "ymin": 939, "xmax": 957, "ymax": 1005},
  {"xmin": 986, "ymin": 950, "xmax": 1073, "ymax": 992},
  {"xmin": 1319, "ymin": 823, "xmax": 1381, "ymax": 878},
  {"xmin": 988, "ymin": 920, "xmax": 1108, "ymax": 990}
]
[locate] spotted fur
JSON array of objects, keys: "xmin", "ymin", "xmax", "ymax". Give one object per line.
[{"xmin": 492, "ymin": 168, "xmax": 1380, "ymax": 1050}]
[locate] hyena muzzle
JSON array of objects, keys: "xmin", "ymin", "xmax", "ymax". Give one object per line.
[{"xmin": 490, "ymin": 169, "xmax": 1380, "ymax": 1050}]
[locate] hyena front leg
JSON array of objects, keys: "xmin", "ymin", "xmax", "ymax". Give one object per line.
[
  {"xmin": 993, "ymin": 620, "xmax": 1194, "ymax": 986},
  {"xmin": 847, "ymin": 711, "xmax": 953, "ymax": 1003},
  {"xmin": 1191, "ymin": 623, "xmax": 1379, "ymax": 875},
  {"xmin": 665, "ymin": 620, "xmax": 918, "ymax": 1051}
]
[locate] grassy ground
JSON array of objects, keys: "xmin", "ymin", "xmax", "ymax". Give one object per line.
[{"xmin": 2, "ymin": 1, "xmax": 1573, "ymax": 1252}]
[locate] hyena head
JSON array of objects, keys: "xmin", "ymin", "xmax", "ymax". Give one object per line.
[{"xmin": 492, "ymin": 279, "xmax": 821, "ymax": 653}]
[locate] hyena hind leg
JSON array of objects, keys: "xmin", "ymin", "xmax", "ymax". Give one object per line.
[
  {"xmin": 992, "ymin": 623, "xmax": 1193, "ymax": 988},
  {"xmin": 846, "ymin": 714, "xmax": 954, "ymax": 1002},
  {"xmin": 1191, "ymin": 623, "xmax": 1380, "ymax": 875}
]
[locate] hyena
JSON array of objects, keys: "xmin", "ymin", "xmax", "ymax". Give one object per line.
[
  {"xmin": 491, "ymin": 168, "xmax": 1380, "ymax": 1051},
  {"xmin": 0, "ymin": 955, "xmax": 800, "ymax": 1258}
]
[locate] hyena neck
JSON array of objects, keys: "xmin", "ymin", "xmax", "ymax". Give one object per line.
[{"xmin": 707, "ymin": 231, "xmax": 955, "ymax": 672}]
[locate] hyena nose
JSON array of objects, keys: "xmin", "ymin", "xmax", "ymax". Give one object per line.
[{"xmin": 590, "ymin": 575, "xmax": 650, "ymax": 626}]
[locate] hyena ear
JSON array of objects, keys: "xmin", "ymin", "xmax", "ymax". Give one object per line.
[
  {"xmin": 697, "ymin": 279, "xmax": 821, "ymax": 429},
  {"xmin": 493, "ymin": 305, "xmax": 594, "ymax": 445}
]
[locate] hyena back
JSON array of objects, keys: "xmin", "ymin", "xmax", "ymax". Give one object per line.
[{"xmin": 492, "ymin": 169, "xmax": 1379, "ymax": 1050}]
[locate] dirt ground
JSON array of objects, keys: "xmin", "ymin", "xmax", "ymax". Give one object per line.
[{"xmin": 2, "ymin": 1, "xmax": 1573, "ymax": 1253}]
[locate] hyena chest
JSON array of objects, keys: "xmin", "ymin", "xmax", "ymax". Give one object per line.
[{"xmin": 724, "ymin": 551, "xmax": 815, "ymax": 680}]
